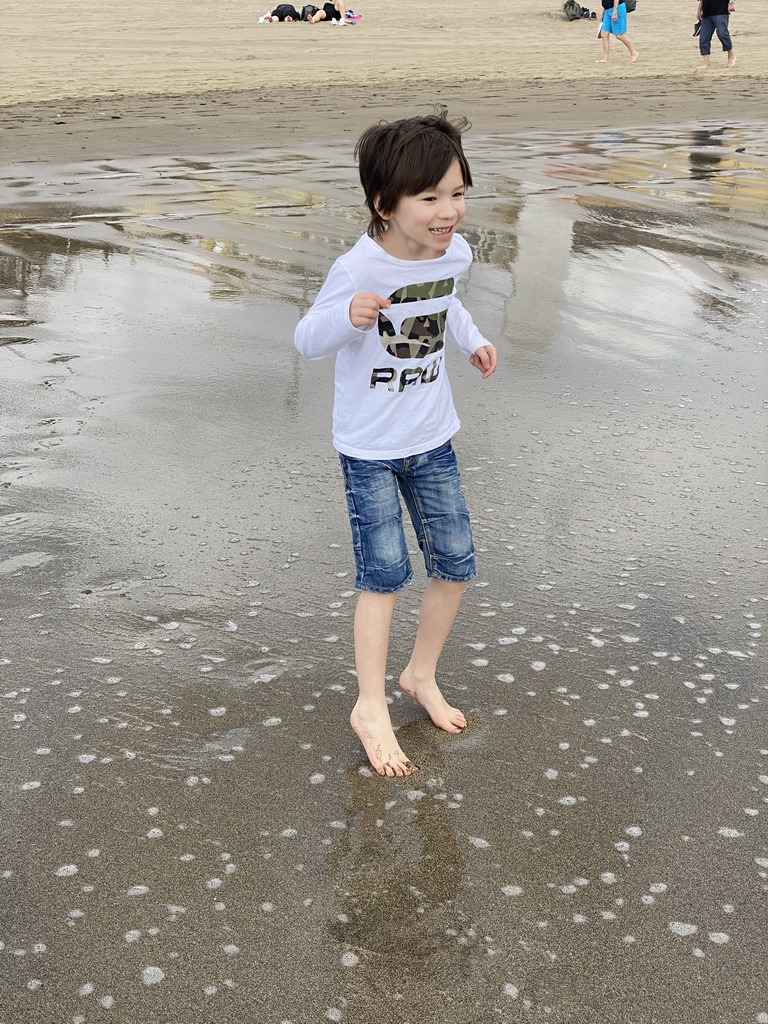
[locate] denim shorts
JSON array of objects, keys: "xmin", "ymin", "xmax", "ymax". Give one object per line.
[{"xmin": 339, "ymin": 441, "xmax": 476, "ymax": 594}]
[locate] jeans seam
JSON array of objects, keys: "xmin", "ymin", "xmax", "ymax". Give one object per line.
[
  {"xmin": 340, "ymin": 457, "xmax": 368, "ymax": 585},
  {"xmin": 399, "ymin": 474, "xmax": 435, "ymax": 575}
]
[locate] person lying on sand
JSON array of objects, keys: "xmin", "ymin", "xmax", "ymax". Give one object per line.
[
  {"xmin": 306, "ymin": 0, "xmax": 347, "ymax": 22},
  {"xmin": 261, "ymin": 3, "xmax": 300, "ymax": 20}
]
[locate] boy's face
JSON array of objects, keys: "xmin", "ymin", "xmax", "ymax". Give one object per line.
[{"xmin": 377, "ymin": 159, "xmax": 467, "ymax": 261}]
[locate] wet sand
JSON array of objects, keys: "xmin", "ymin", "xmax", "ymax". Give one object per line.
[
  {"xmin": 3, "ymin": 78, "xmax": 768, "ymax": 168},
  {"xmin": 2, "ymin": 39, "xmax": 768, "ymax": 1024}
]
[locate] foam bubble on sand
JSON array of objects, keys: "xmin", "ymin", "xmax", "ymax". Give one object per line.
[
  {"xmin": 501, "ymin": 885, "xmax": 523, "ymax": 896},
  {"xmin": 55, "ymin": 864, "xmax": 78, "ymax": 877},
  {"xmin": 341, "ymin": 952, "xmax": 359, "ymax": 967},
  {"xmin": 708, "ymin": 932, "xmax": 730, "ymax": 944},
  {"xmin": 503, "ymin": 983, "xmax": 520, "ymax": 998},
  {"xmin": 669, "ymin": 922, "xmax": 698, "ymax": 936},
  {"xmin": 142, "ymin": 966, "xmax": 165, "ymax": 985},
  {"xmin": 127, "ymin": 885, "xmax": 149, "ymax": 896},
  {"xmin": 469, "ymin": 837, "xmax": 490, "ymax": 849}
]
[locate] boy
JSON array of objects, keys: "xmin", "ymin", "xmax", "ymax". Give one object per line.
[{"xmin": 294, "ymin": 111, "xmax": 496, "ymax": 778}]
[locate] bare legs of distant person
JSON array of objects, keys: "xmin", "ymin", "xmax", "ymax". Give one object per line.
[{"xmin": 596, "ymin": 30, "xmax": 639, "ymax": 61}]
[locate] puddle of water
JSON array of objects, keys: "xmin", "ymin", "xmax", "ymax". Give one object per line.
[{"xmin": 1, "ymin": 122, "xmax": 767, "ymax": 1023}]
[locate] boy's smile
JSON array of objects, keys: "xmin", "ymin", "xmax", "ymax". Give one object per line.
[{"xmin": 376, "ymin": 159, "xmax": 467, "ymax": 261}]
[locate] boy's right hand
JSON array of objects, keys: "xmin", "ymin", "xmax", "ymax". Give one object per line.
[{"xmin": 349, "ymin": 292, "xmax": 391, "ymax": 329}]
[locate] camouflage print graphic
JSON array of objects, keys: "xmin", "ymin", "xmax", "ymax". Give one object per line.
[
  {"xmin": 378, "ymin": 279, "xmax": 453, "ymax": 359},
  {"xmin": 387, "ymin": 278, "xmax": 454, "ymax": 304},
  {"xmin": 378, "ymin": 309, "xmax": 446, "ymax": 360}
]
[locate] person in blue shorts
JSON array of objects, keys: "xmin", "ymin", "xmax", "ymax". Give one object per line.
[
  {"xmin": 596, "ymin": 0, "xmax": 639, "ymax": 62},
  {"xmin": 295, "ymin": 111, "xmax": 496, "ymax": 777}
]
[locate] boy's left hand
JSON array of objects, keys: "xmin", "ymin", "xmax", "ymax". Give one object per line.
[{"xmin": 469, "ymin": 345, "xmax": 497, "ymax": 379}]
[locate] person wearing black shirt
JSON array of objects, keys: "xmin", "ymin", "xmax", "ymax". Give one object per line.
[
  {"xmin": 596, "ymin": 0, "xmax": 639, "ymax": 63},
  {"xmin": 265, "ymin": 3, "xmax": 300, "ymax": 18},
  {"xmin": 697, "ymin": 0, "xmax": 736, "ymax": 68}
]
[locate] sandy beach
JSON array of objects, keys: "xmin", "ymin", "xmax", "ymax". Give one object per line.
[
  {"xmin": 2, "ymin": 4, "xmax": 767, "ymax": 1023},
  {"xmin": 3, "ymin": 0, "xmax": 768, "ymax": 164}
]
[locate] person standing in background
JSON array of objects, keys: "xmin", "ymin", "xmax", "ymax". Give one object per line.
[{"xmin": 697, "ymin": 0, "xmax": 736, "ymax": 68}]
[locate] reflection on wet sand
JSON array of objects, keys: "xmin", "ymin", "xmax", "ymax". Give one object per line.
[{"xmin": 1, "ymin": 123, "xmax": 767, "ymax": 1022}]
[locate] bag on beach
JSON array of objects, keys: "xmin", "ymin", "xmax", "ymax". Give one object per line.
[
  {"xmin": 624, "ymin": 0, "xmax": 636, "ymax": 11},
  {"xmin": 301, "ymin": 4, "xmax": 319, "ymax": 18},
  {"xmin": 563, "ymin": 0, "xmax": 582, "ymax": 19}
]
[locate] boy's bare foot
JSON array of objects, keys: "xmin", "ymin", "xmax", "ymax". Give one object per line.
[
  {"xmin": 399, "ymin": 669, "xmax": 466, "ymax": 733},
  {"xmin": 596, "ymin": 57, "xmax": 609, "ymax": 62},
  {"xmin": 350, "ymin": 702, "xmax": 419, "ymax": 778},
  {"xmin": 727, "ymin": 57, "xmax": 736, "ymax": 67},
  {"xmin": 630, "ymin": 50, "xmax": 639, "ymax": 61}
]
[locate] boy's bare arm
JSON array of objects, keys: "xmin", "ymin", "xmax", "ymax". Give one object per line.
[{"xmin": 469, "ymin": 345, "xmax": 497, "ymax": 379}]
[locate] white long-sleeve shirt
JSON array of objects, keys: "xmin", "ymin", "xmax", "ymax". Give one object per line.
[{"xmin": 294, "ymin": 232, "xmax": 489, "ymax": 460}]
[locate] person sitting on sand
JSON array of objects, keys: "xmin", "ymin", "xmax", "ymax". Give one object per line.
[
  {"xmin": 307, "ymin": 0, "xmax": 347, "ymax": 23},
  {"xmin": 596, "ymin": 0, "xmax": 639, "ymax": 62},
  {"xmin": 264, "ymin": 3, "xmax": 300, "ymax": 20}
]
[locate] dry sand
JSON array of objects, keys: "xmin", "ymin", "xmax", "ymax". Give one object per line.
[{"xmin": 2, "ymin": 0, "xmax": 766, "ymax": 164}]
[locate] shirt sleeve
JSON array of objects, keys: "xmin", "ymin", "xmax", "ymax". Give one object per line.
[
  {"xmin": 445, "ymin": 295, "xmax": 493, "ymax": 357},
  {"xmin": 294, "ymin": 259, "xmax": 369, "ymax": 360}
]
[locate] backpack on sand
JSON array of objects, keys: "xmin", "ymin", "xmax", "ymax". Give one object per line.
[
  {"xmin": 563, "ymin": 0, "xmax": 582, "ymax": 19},
  {"xmin": 624, "ymin": 0, "xmax": 637, "ymax": 10}
]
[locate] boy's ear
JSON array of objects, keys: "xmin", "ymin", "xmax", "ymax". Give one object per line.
[{"xmin": 373, "ymin": 196, "xmax": 390, "ymax": 221}]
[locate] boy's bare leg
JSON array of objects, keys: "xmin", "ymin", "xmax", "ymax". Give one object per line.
[
  {"xmin": 399, "ymin": 578, "xmax": 468, "ymax": 733},
  {"xmin": 350, "ymin": 589, "xmax": 419, "ymax": 778},
  {"xmin": 726, "ymin": 49, "xmax": 735, "ymax": 67}
]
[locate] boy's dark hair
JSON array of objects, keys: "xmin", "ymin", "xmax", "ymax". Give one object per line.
[{"xmin": 354, "ymin": 109, "xmax": 473, "ymax": 239}]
